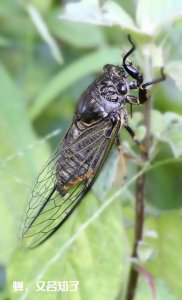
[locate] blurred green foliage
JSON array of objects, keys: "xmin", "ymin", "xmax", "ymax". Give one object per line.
[{"xmin": 0, "ymin": 0, "xmax": 182, "ymax": 299}]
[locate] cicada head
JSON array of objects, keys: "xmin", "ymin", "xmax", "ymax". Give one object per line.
[{"xmin": 99, "ymin": 64, "xmax": 129, "ymax": 105}]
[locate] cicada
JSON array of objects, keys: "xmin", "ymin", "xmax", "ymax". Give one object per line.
[{"xmin": 20, "ymin": 36, "xmax": 165, "ymax": 248}]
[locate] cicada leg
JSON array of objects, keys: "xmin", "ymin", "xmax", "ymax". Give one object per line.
[{"xmin": 124, "ymin": 125, "xmax": 147, "ymax": 157}]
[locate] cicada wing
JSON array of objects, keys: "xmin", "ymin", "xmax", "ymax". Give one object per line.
[{"xmin": 20, "ymin": 116, "xmax": 121, "ymax": 248}]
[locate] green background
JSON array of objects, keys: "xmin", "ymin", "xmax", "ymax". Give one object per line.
[{"xmin": 0, "ymin": 0, "xmax": 182, "ymax": 299}]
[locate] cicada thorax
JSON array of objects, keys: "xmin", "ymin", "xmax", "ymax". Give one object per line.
[{"xmin": 76, "ymin": 74, "xmax": 127, "ymax": 125}]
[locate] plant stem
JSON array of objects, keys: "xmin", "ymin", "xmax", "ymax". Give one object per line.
[
  {"xmin": 125, "ymin": 172, "xmax": 146, "ymax": 300},
  {"xmin": 125, "ymin": 47, "xmax": 152, "ymax": 300}
]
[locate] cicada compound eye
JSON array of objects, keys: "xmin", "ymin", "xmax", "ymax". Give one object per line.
[{"xmin": 117, "ymin": 82, "xmax": 127, "ymax": 95}]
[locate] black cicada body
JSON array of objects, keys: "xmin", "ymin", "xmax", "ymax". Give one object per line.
[{"xmin": 20, "ymin": 36, "xmax": 165, "ymax": 248}]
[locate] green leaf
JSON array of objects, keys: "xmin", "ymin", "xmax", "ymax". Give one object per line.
[
  {"xmin": 151, "ymin": 111, "xmax": 182, "ymax": 157},
  {"xmin": 30, "ymin": 0, "xmax": 52, "ymax": 13},
  {"xmin": 60, "ymin": 0, "xmax": 137, "ymax": 31},
  {"xmin": 162, "ymin": 130, "xmax": 182, "ymax": 158},
  {"xmin": 137, "ymin": 241, "xmax": 155, "ymax": 263},
  {"xmin": 8, "ymin": 193, "xmax": 127, "ymax": 300},
  {"xmin": 165, "ymin": 61, "xmax": 182, "ymax": 91},
  {"xmin": 145, "ymin": 211, "xmax": 182, "ymax": 300},
  {"xmin": 149, "ymin": 44, "xmax": 165, "ymax": 69},
  {"xmin": 99, "ymin": 1, "xmax": 137, "ymax": 31},
  {"xmin": 136, "ymin": 0, "xmax": 182, "ymax": 35},
  {"xmin": 93, "ymin": 148, "xmax": 119, "ymax": 200},
  {"xmin": 48, "ymin": 13, "xmax": 106, "ymax": 48},
  {"xmin": 0, "ymin": 64, "xmax": 50, "ymax": 263},
  {"xmin": 60, "ymin": 0, "xmax": 102, "ymax": 24},
  {"xmin": 161, "ymin": 112, "xmax": 182, "ymax": 158},
  {"xmin": 129, "ymin": 112, "xmax": 146, "ymax": 142},
  {"xmin": 26, "ymin": 4, "xmax": 63, "ymax": 64},
  {"xmin": 151, "ymin": 110, "xmax": 165, "ymax": 139},
  {"xmin": 136, "ymin": 278, "xmax": 178, "ymax": 300},
  {"xmin": 29, "ymin": 47, "xmax": 121, "ymax": 119}
]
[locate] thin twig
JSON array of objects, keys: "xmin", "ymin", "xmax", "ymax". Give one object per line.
[
  {"xmin": 125, "ymin": 48, "xmax": 152, "ymax": 300},
  {"xmin": 125, "ymin": 172, "xmax": 146, "ymax": 300}
]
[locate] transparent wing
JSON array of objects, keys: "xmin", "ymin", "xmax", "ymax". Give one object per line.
[{"xmin": 20, "ymin": 116, "xmax": 121, "ymax": 248}]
